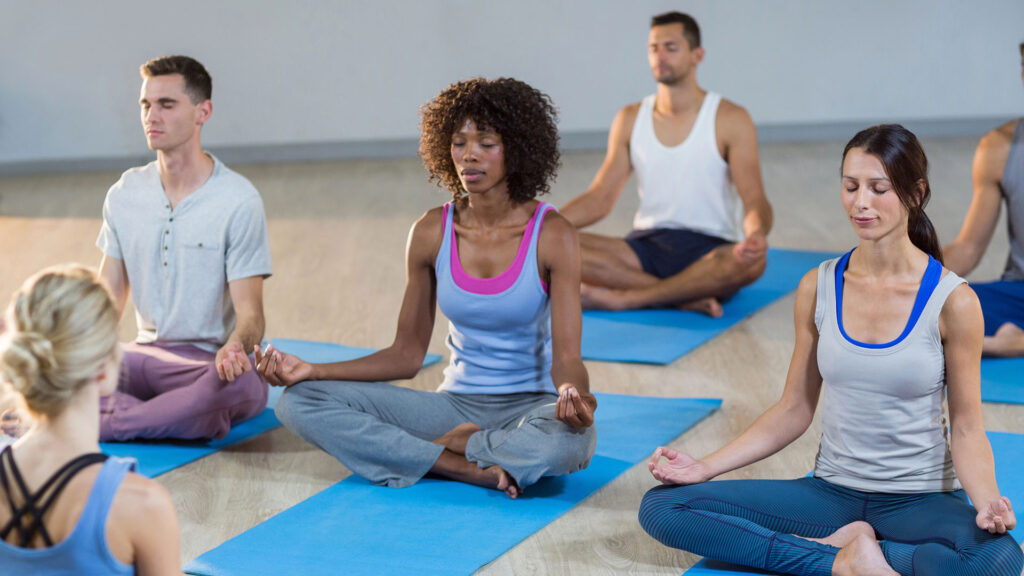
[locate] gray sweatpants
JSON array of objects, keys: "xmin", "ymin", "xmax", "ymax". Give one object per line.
[{"xmin": 275, "ymin": 380, "xmax": 596, "ymax": 489}]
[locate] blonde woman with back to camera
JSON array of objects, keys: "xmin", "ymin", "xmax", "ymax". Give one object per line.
[{"xmin": 0, "ymin": 265, "xmax": 180, "ymax": 575}]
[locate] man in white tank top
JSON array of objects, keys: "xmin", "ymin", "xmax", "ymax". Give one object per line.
[
  {"xmin": 561, "ymin": 12, "xmax": 773, "ymax": 316},
  {"xmin": 943, "ymin": 42, "xmax": 1024, "ymax": 357}
]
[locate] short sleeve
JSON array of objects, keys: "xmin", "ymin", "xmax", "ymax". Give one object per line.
[
  {"xmin": 225, "ymin": 197, "xmax": 273, "ymax": 282},
  {"xmin": 95, "ymin": 187, "xmax": 123, "ymax": 260}
]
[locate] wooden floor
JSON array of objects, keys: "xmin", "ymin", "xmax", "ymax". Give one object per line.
[{"xmin": 1, "ymin": 135, "xmax": 1021, "ymax": 575}]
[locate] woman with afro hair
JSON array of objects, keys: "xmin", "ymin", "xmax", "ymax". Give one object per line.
[{"xmin": 259, "ymin": 78, "xmax": 596, "ymax": 498}]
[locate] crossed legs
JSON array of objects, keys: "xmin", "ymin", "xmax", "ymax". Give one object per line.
[
  {"xmin": 578, "ymin": 231, "xmax": 766, "ymax": 314},
  {"xmin": 274, "ymin": 381, "xmax": 595, "ymax": 495},
  {"xmin": 638, "ymin": 477, "xmax": 1023, "ymax": 576},
  {"xmin": 972, "ymin": 281, "xmax": 1024, "ymax": 357},
  {"xmin": 100, "ymin": 343, "xmax": 267, "ymax": 441}
]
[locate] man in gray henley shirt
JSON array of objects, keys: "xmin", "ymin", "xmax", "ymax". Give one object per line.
[{"xmin": 96, "ymin": 55, "xmax": 272, "ymax": 441}]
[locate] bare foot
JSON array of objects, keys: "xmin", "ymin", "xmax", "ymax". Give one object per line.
[
  {"xmin": 983, "ymin": 323, "xmax": 1024, "ymax": 357},
  {"xmin": 489, "ymin": 465, "xmax": 521, "ymax": 499},
  {"xmin": 831, "ymin": 534, "xmax": 898, "ymax": 576},
  {"xmin": 580, "ymin": 284, "xmax": 624, "ymax": 311},
  {"xmin": 1, "ymin": 409, "xmax": 29, "ymax": 439},
  {"xmin": 433, "ymin": 422, "xmax": 480, "ymax": 455},
  {"xmin": 430, "ymin": 450, "xmax": 521, "ymax": 499},
  {"xmin": 678, "ymin": 297, "xmax": 723, "ymax": 318},
  {"xmin": 806, "ymin": 521, "xmax": 875, "ymax": 548}
]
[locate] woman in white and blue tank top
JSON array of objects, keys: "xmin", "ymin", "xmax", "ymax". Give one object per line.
[
  {"xmin": 262, "ymin": 78, "xmax": 596, "ymax": 497},
  {"xmin": 0, "ymin": 265, "xmax": 180, "ymax": 575},
  {"xmin": 639, "ymin": 125, "xmax": 1022, "ymax": 575}
]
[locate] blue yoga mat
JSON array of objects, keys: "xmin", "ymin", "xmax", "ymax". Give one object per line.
[
  {"xmin": 101, "ymin": 339, "xmax": 442, "ymax": 477},
  {"xmin": 582, "ymin": 249, "xmax": 838, "ymax": 365},
  {"xmin": 683, "ymin": 430, "xmax": 1024, "ymax": 575},
  {"xmin": 980, "ymin": 357, "xmax": 1024, "ymax": 405},
  {"xmin": 184, "ymin": 394, "xmax": 721, "ymax": 576},
  {"xmin": 101, "ymin": 410, "xmax": 283, "ymax": 478}
]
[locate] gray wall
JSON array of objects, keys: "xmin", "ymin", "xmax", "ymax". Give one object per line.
[{"xmin": 1, "ymin": 0, "xmax": 1022, "ymax": 167}]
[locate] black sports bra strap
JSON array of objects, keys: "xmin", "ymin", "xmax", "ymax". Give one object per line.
[{"xmin": 0, "ymin": 446, "xmax": 108, "ymax": 548}]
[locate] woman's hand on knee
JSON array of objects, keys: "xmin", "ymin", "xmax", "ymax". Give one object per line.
[
  {"xmin": 555, "ymin": 384, "xmax": 596, "ymax": 429},
  {"xmin": 648, "ymin": 447, "xmax": 711, "ymax": 486},
  {"xmin": 976, "ymin": 496, "xmax": 1016, "ymax": 533}
]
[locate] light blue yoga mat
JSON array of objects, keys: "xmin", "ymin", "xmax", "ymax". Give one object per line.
[
  {"xmin": 101, "ymin": 339, "xmax": 442, "ymax": 477},
  {"xmin": 101, "ymin": 410, "xmax": 283, "ymax": 478},
  {"xmin": 980, "ymin": 357, "xmax": 1024, "ymax": 405},
  {"xmin": 184, "ymin": 394, "xmax": 721, "ymax": 576},
  {"xmin": 582, "ymin": 249, "xmax": 838, "ymax": 365},
  {"xmin": 682, "ymin": 430, "xmax": 1024, "ymax": 575}
]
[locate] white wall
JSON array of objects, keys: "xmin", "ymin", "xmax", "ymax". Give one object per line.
[{"xmin": 1, "ymin": 0, "xmax": 1022, "ymax": 164}]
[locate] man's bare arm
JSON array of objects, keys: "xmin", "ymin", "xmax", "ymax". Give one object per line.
[
  {"xmin": 98, "ymin": 254, "xmax": 130, "ymax": 319},
  {"xmin": 226, "ymin": 276, "xmax": 265, "ymax": 353},
  {"xmin": 561, "ymin": 105, "xmax": 638, "ymax": 229},
  {"xmin": 216, "ymin": 276, "xmax": 265, "ymax": 382},
  {"xmin": 944, "ymin": 124, "xmax": 1012, "ymax": 276},
  {"xmin": 719, "ymin": 101, "xmax": 772, "ymax": 241}
]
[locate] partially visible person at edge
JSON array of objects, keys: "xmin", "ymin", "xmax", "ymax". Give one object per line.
[{"xmin": 0, "ymin": 265, "xmax": 180, "ymax": 575}]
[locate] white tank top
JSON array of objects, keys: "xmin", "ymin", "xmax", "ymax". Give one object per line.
[
  {"xmin": 813, "ymin": 252, "xmax": 963, "ymax": 493},
  {"xmin": 630, "ymin": 92, "xmax": 741, "ymax": 241}
]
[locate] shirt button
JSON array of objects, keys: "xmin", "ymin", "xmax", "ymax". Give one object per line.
[
  {"xmin": 165, "ymin": 230, "xmax": 170, "ymax": 235},
  {"xmin": 164, "ymin": 246, "xmax": 168, "ymax": 251},
  {"xmin": 163, "ymin": 262, "xmax": 167, "ymax": 267},
  {"xmin": 169, "ymin": 217, "xmax": 174, "ymax": 222}
]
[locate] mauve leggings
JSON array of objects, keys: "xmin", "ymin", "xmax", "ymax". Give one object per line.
[{"xmin": 99, "ymin": 342, "xmax": 266, "ymax": 441}]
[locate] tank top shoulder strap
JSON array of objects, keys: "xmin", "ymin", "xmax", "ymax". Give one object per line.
[
  {"xmin": 814, "ymin": 254, "xmax": 842, "ymax": 332},
  {"xmin": 696, "ymin": 92, "xmax": 722, "ymax": 127},
  {"xmin": 436, "ymin": 202, "xmax": 454, "ymax": 270},
  {"xmin": 73, "ymin": 457, "xmax": 134, "ymax": 547},
  {"xmin": 0, "ymin": 447, "xmax": 110, "ymax": 547},
  {"xmin": 921, "ymin": 268, "xmax": 967, "ymax": 344},
  {"xmin": 527, "ymin": 203, "xmax": 557, "ymax": 291},
  {"xmin": 697, "ymin": 92, "xmax": 724, "ymax": 156},
  {"xmin": 630, "ymin": 94, "xmax": 656, "ymax": 144},
  {"xmin": 527, "ymin": 202, "xmax": 557, "ymax": 249}
]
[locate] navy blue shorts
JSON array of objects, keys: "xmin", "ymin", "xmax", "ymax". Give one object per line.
[
  {"xmin": 624, "ymin": 228, "xmax": 731, "ymax": 279},
  {"xmin": 971, "ymin": 280, "xmax": 1024, "ymax": 335}
]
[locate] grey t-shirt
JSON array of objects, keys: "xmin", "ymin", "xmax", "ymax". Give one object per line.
[{"xmin": 96, "ymin": 155, "xmax": 272, "ymax": 352}]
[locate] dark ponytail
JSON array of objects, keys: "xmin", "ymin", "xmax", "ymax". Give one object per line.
[{"xmin": 842, "ymin": 124, "xmax": 943, "ymax": 263}]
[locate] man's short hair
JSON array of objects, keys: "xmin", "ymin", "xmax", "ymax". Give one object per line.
[
  {"xmin": 650, "ymin": 11, "xmax": 700, "ymax": 49},
  {"xmin": 140, "ymin": 55, "xmax": 212, "ymax": 104}
]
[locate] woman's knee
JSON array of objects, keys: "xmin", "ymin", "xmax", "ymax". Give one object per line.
[
  {"xmin": 936, "ymin": 533, "xmax": 1024, "ymax": 576},
  {"xmin": 540, "ymin": 426, "xmax": 596, "ymax": 475},
  {"xmin": 638, "ymin": 484, "xmax": 697, "ymax": 543},
  {"xmin": 976, "ymin": 534, "xmax": 1024, "ymax": 576},
  {"xmin": 273, "ymin": 383, "xmax": 322, "ymax": 430}
]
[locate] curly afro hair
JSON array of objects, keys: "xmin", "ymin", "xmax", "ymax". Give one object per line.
[{"xmin": 419, "ymin": 77, "xmax": 560, "ymax": 204}]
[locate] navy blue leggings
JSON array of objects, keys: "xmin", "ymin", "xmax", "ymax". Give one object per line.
[{"xmin": 638, "ymin": 477, "xmax": 1023, "ymax": 576}]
